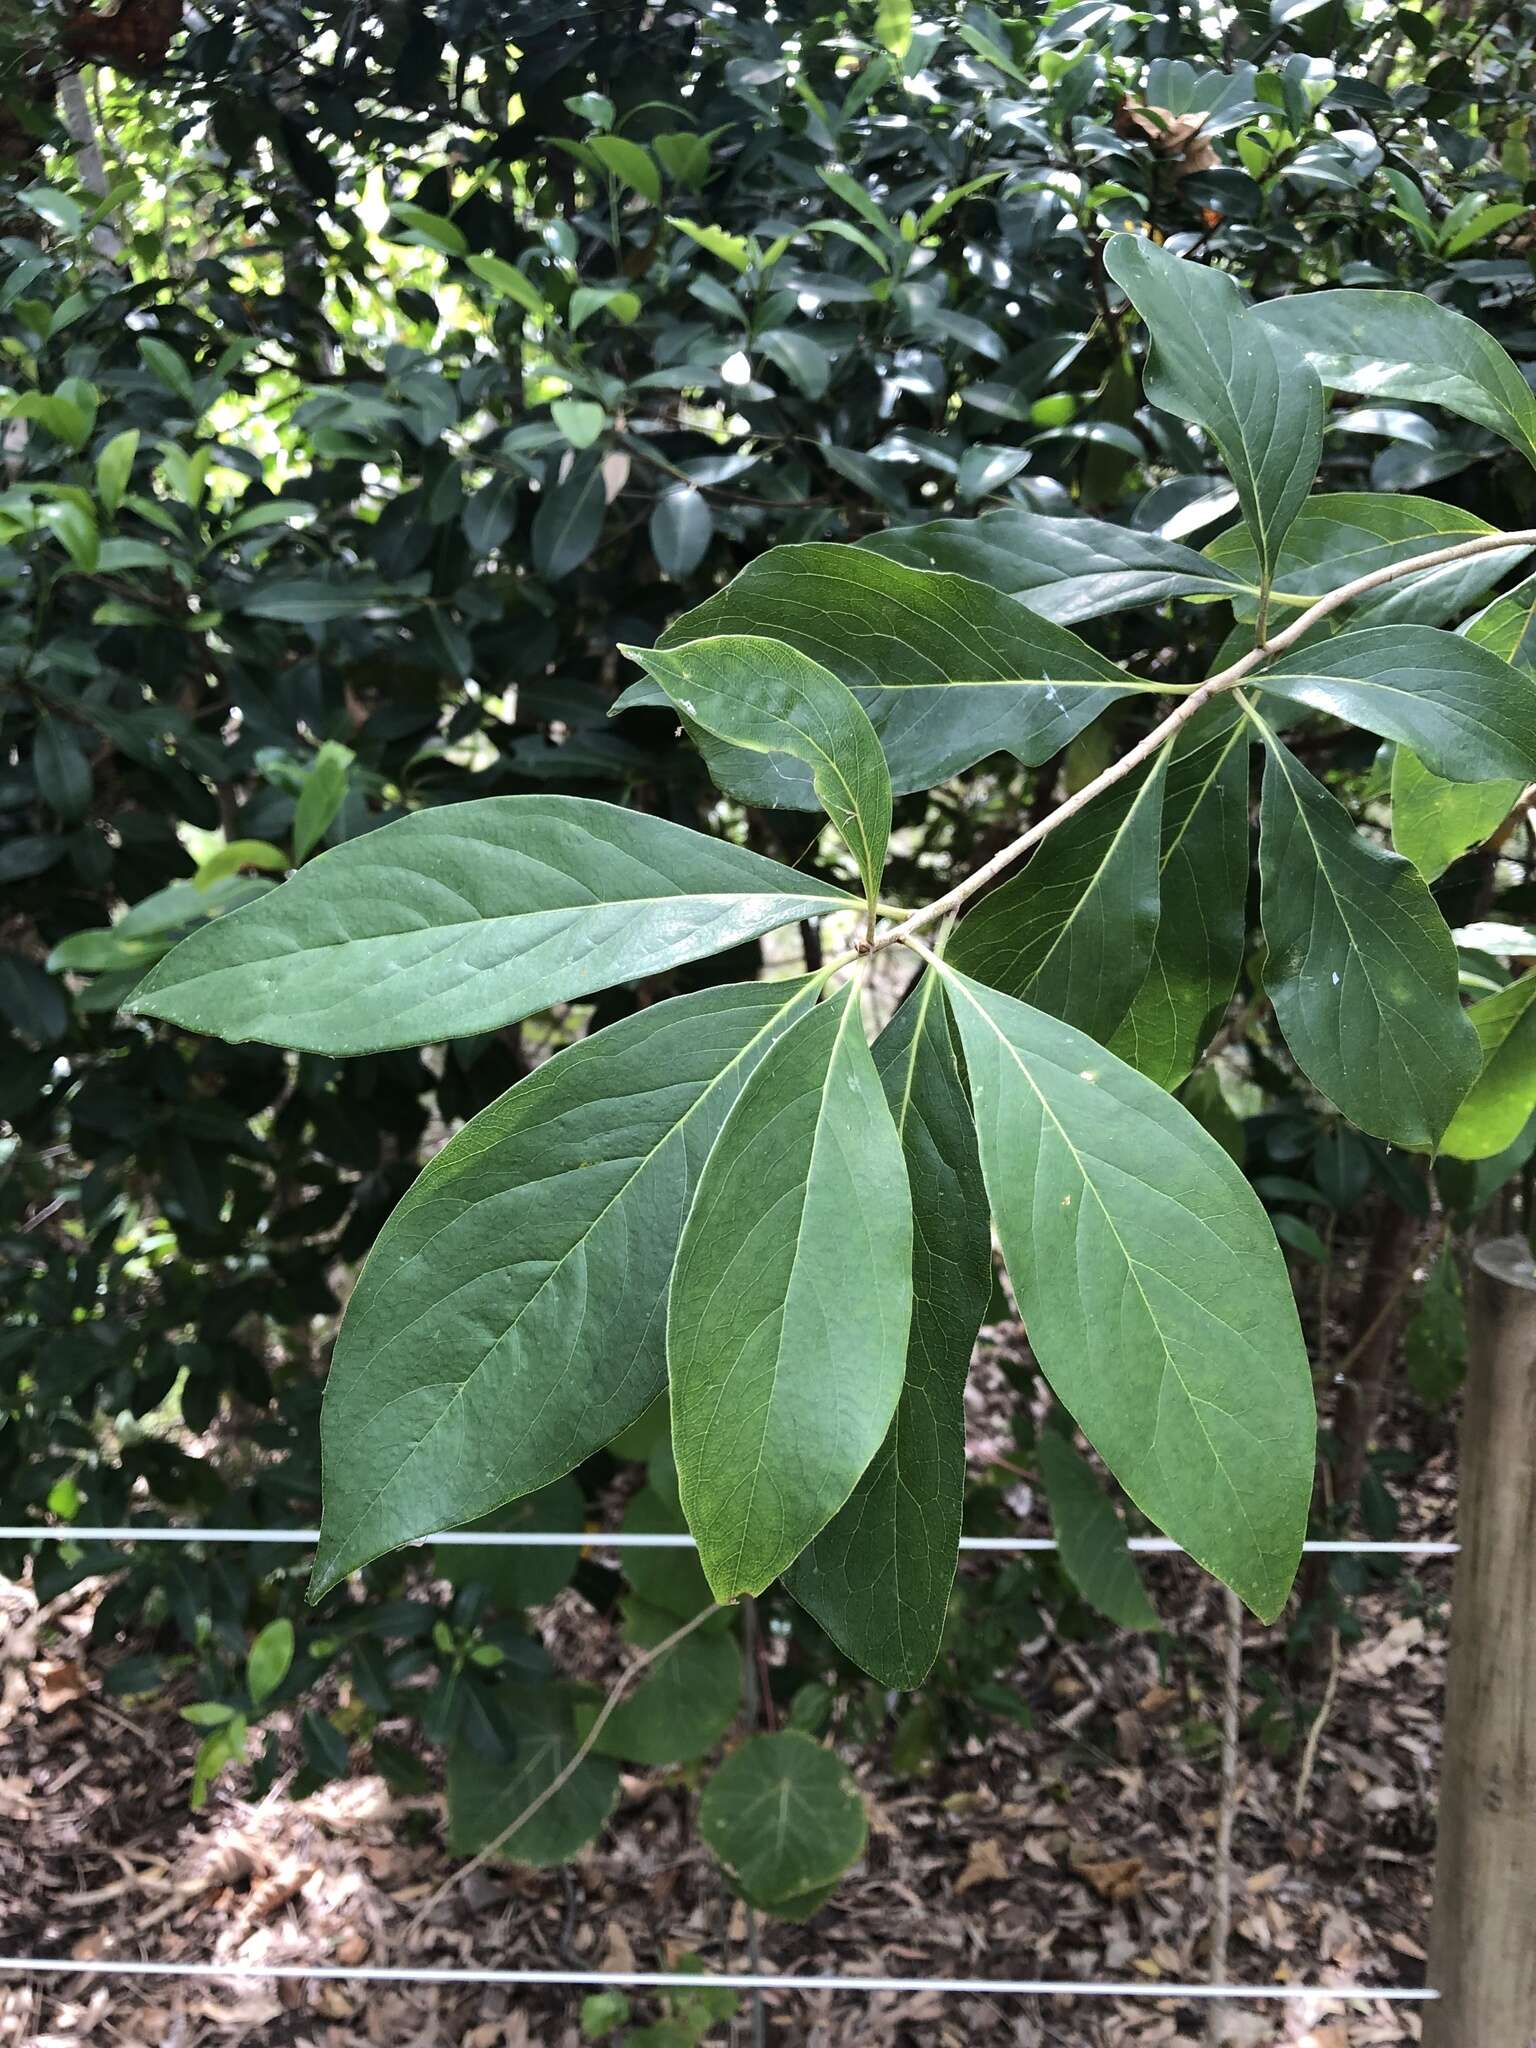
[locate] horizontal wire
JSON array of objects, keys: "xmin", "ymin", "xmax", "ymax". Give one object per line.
[
  {"xmin": 0, "ymin": 1527, "xmax": 1460, "ymax": 1555},
  {"xmin": 0, "ymin": 1957, "xmax": 1439, "ymax": 2000}
]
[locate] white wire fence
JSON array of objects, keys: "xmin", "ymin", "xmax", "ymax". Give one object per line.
[{"xmin": 2, "ymin": 1519, "xmax": 1450, "ymax": 2013}]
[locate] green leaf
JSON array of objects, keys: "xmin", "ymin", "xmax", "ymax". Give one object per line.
[
  {"xmin": 447, "ymin": 1685, "xmax": 619, "ymax": 1866},
  {"xmin": 699, "ymin": 1732, "xmax": 867, "ymax": 1914},
  {"xmin": 137, "ymin": 335, "xmax": 196, "ymax": 402},
  {"xmin": 246, "ymin": 1619, "xmax": 295, "ymax": 1707},
  {"xmin": 551, "ymin": 398, "xmax": 607, "ymax": 449},
  {"xmin": 948, "ymin": 746, "xmax": 1169, "ymax": 1044},
  {"xmin": 195, "ymin": 839, "xmax": 290, "ymax": 889},
  {"xmin": 938, "ymin": 964, "xmax": 1313, "ymax": 1621},
  {"xmin": 1404, "ymin": 1249, "xmax": 1466, "ymax": 1407},
  {"xmin": 1465, "ymin": 570, "xmax": 1536, "ymax": 671},
  {"xmin": 670, "ymin": 984, "xmax": 913, "ymax": 1601},
  {"xmin": 388, "ymin": 200, "xmax": 468, "ymax": 255},
  {"xmin": 1037, "ymin": 1430, "xmax": 1159, "ymax": 1631},
  {"xmin": 127, "ymin": 797, "xmax": 851, "ymax": 1055},
  {"xmin": 758, "ymin": 328, "xmax": 832, "ymax": 400},
  {"xmin": 649, "ymin": 485, "xmax": 713, "ymax": 578},
  {"xmin": 465, "ymin": 252, "xmax": 549, "ymax": 318},
  {"xmin": 95, "ymin": 427, "xmax": 139, "ymax": 513},
  {"xmin": 42, "ymin": 499, "xmax": 98, "ymax": 573},
  {"xmin": 1206, "ymin": 494, "xmax": 1525, "ymax": 629},
  {"xmin": 34, "ymin": 715, "xmax": 92, "ymax": 819},
  {"xmin": 622, "ymin": 635, "xmax": 892, "ymax": 907},
  {"xmin": 434, "ymin": 1478, "xmax": 586, "ymax": 1609},
  {"xmin": 1256, "ymin": 288, "xmax": 1536, "ymax": 469},
  {"xmin": 312, "ymin": 978, "xmax": 820, "ymax": 1594},
  {"xmin": 627, "ymin": 542, "xmax": 1140, "ymax": 804},
  {"xmin": 1258, "ymin": 626, "xmax": 1536, "ymax": 785},
  {"xmin": 587, "ymin": 135, "xmax": 662, "ymax": 204},
  {"xmin": 576, "ymin": 1599, "xmax": 741, "ymax": 1765},
  {"xmin": 867, "ymin": 508, "xmax": 1248, "ymax": 624},
  {"xmin": 291, "ymin": 739, "xmax": 353, "ymax": 863},
  {"xmin": 1109, "ymin": 700, "xmax": 1251, "ymax": 1090},
  {"xmin": 1253, "ymin": 721, "xmax": 1480, "ymax": 1148},
  {"xmin": 875, "ymin": 0, "xmax": 914, "ymax": 57},
  {"xmin": 1105, "ymin": 235, "xmax": 1322, "ymax": 584},
  {"xmin": 1391, "ymin": 748, "xmax": 1520, "ymax": 882},
  {"xmin": 532, "ymin": 455, "xmax": 606, "ymax": 579},
  {"xmin": 666, "ymin": 215, "xmax": 754, "ymax": 274},
  {"xmin": 1440, "ymin": 972, "xmax": 1536, "ymax": 1160},
  {"xmin": 786, "ymin": 974, "xmax": 991, "ymax": 1687}
]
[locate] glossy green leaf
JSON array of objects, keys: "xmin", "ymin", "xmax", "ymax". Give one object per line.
[
  {"xmin": 699, "ymin": 1732, "xmax": 866, "ymax": 1914},
  {"xmin": 246, "ymin": 1619, "xmax": 295, "ymax": 1708},
  {"xmin": 588, "ymin": 134, "xmax": 661, "ymax": 204},
  {"xmin": 669, "ymin": 984, "xmax": 913, "ymax": 1601},
  {"xmin": 311, "ymin": 978, "xmax": 820, "ymax": 1595},
  {"xmin": 1465, "ymin": 570, "xmax": 1536, "ymax": 671},
  {"xmin": 949, "ymin": 747, "xmax": 1169, "ymax": 1043},
  {"xmin": 938, "ymin": 964, "xmax": 1313, "ymax": 1621},
  {"xmin": 1258, "ymin": 626, "xmax": 1536, "ymax": 784},
  {"xmin": 866, "ymin": 507, "xmax": 1249, "ymax": 623},
  {"xmin": 1256, "ymin": 288, "xmax": 1536, "ymax": 468},
  {"xmin": 34, "ymin": 716, "xmax": 92, "ymax": 819},
  {"xmin": 532, "ymin": 455, "xmax": 606, "ymax": 578},
  {"xmin": 1037, "ymin": 1430, "xmax": 1159, "ymax": 1632},
  {"xmin": 577, "ymin": 1599, "xmax": 741, "ymax": 1765},
  {"xmin": 649, "ymin": 485, "xmax": 713, "ymax": 578},
  {"xmin": 128, "ymin": 797, "xmax": 851, "ymax": 1055},
  {"xmin": 95, "ymin": 427, "xmax": 139, "ymax": 513},
  {"xmin": 292, "ymin": 739, "xmax": 353, "ymax": 862},
  {"xmin": 786, "ymin": 974, "xmax": 991, "ymax": 1687},
  {"xmin": 1440, "ymin": 972, "xmax": 1536, "ymax": 1160},
  {"xmin": 447, "ymin": 1684, "xmax": 619, "ymax": 1866},
  {"xmin": 1106, "ymin": 235, "xmax": 1322, "ymax": 583},
  {"xmin": 1109, "ymin": 700, "xmax": 1251, "ymax": 1089},
  {"xmin": 622, "ymin": 634, "xmax": 892, "ymax": 906},
  {"xmin": 616, "ymin": 542, "xmax": 1140, "ymax": 804},
  {"xmin": 1253, "ymin": 721, "xmax": 1480, "ymax": 1148},
  {"xmin": 1206, "ymin": 494, "xmax": 1526, "ymax": 629},
  {"xmin": 1391, "ymin": 747, "xmax": 1520, "ymax": 882}
]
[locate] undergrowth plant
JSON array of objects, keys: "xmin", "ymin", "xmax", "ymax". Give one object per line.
[{"xmin": 121, "ymin": 235, "xmax": 1536, "ymax": 1887}]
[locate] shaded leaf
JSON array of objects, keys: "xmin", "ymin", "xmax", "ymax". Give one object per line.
[
  {"xmin": 699, "ymin": 1732, "xmax": 866, "ymax": 1913},
  {"xmin": 1037, "ymin": 1430, "xmax": 1159, "ymax": 1631}
]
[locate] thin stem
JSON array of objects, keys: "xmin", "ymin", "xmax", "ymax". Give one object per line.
[
  {"xmin": 1206, "ymin": 1587, "xmax": 1243, "ymax": 2045},
  {"xmin": 877, "ymin": 524, "xmax": 1536, "ymax": 953}
]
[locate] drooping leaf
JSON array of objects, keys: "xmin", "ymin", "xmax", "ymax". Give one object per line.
[
  {"xmin": 447, "ymin": 1684, "xmax": 619, "ymax": 1866},
  {"xmin": 128, "ymin": 797, "xmax": 851, "ymax": 1055},
  {"xmin": 613, "ymin": 542, "xmax": 1140, "ymax": 804},
  {"xmin": 1256, "ymin": 288, "xmax": 1536, "ymax": 468},
  {"xmin": 938, "ymin": 964, "xmax": 1313, "ymax": 1621},
  {"xmin": 310, "ymin": 977, "xmax": 820, "ymax": 1596},
  {"xmin": 1252, "ymin": 721, "xmax": 1480, "ymax": 1148},
  {"xmin": 622, "ymin": 635, "xmax": 892, "ymax": 906},
  {"xmin": 1109, "ymin": 700, "xmax": 1251, "ymax": 1089},
  {"xmin": 699, "ymin": 1732, "xmax": 867, "ymax": 1915},
  {"xmin": 1106, "ymin": 235, "xmax": 1322, "ymax": 584},
  {"xmin": 948, "ymin": 746, "xmax": 1169, "ymax": 1043},
  {"xmin": 532, "ymin": 454, "xmax": 607, "ymax": 579},
  {"xmin": 865, "ymin": 507, "xmax": 1249, "ymax": 623},
  {"xmin": 669, "ymin": 984, "xmax": 913, "ymax": 1601},
  {"xmin": 786, "ymin": 975, "xmax": 991, "ymax": 1686},
  {"xmin": 1440, "ymin": 972, "xmax": 1536, "ymax": 1160},
  {"xmin": 1205, "ymin": 494, "xmax": 1527, "ymax": 629},
  {"xmin": 1391, "ymin": 747, "xmax": 1520, "ymax": 882},
  {"xmin": 1037, "ymin": 1429, "xmax": 1159, "ymax": 1632},
  {"xmin": 1257, "ymin": 626, "xmax": 1536, "ymax": 785}
]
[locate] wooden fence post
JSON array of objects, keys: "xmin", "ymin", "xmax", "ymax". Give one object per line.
[{"xmin": 1425, "ymin": 1236, "xmax": 1536, "ymax": 2048}]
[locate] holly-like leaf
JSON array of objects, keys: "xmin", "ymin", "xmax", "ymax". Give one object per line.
[
  {"xmin": 948, "ymin": 747, "xmax": 1169, "ymax": 1044},
  {"xmin": 938, "ymin": 964, "xmax": 1313, "ymax": 1621},
  {"xmin": 865, "ymin": 507, "xmax": 1248, "ymax": 623},
  {"xmin": 1256, "ymin": 288, "xmax": 1536, "ymax": 469},
  {"xmin": 128, "ymin": 797, "xmax": 851, "ymax": 1055},
  {"xmin": 699, "ymin": 1732, "xmax": 867, "ymax": 1915},
  {"xmin": 622, "ymin": 634, "xmax": 892, "ymax": 907},
  {"xmin": 1258, "ymin": 626, "xmax": 1536, "ymax": 785},
  {"xmin": 1109, "ymin": 700, "xmax": 1251, "ymax": 1090},
  {"xmin": 786, "ymin": 974, "xmax": 991, "ymax": 1687},
  {"xmin": 614, "ymin": 542, "xmax": 1141, "ymax": 804},
  {"xmin": 1391, "ymin": 747, "xmax": 1521, "ymax": 882},
  {"xmin": 1440, "ymin": 972, "xmax": 1536, "ymax": 1161},
  {"xmin": 1037, "ymin": 1430, "xmax": 1159, "ymax": 1632},
  {"xmin": 669, "ymin": 984, "xmax": 913, "ymax": 1601},
  {"xmin": 1106, "ymin": 235, "xmax": 1322, "ymax": 584},
  {"xmin": 1252, "ymin": 721, "xmax": 1480, "ymax": 1148},
  {"xmin": 310, "ymin": 977, "xmax": 820, "ymax": 1597}
]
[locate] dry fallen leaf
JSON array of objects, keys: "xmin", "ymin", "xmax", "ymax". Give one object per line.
[
  {"xmin": 34, "ymin": 1659, "xmax": 87, "ymax": 1715},
  {"xmin": 954, "ymin": 1835, "xmax": 1009, "ymax": 1895}
]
